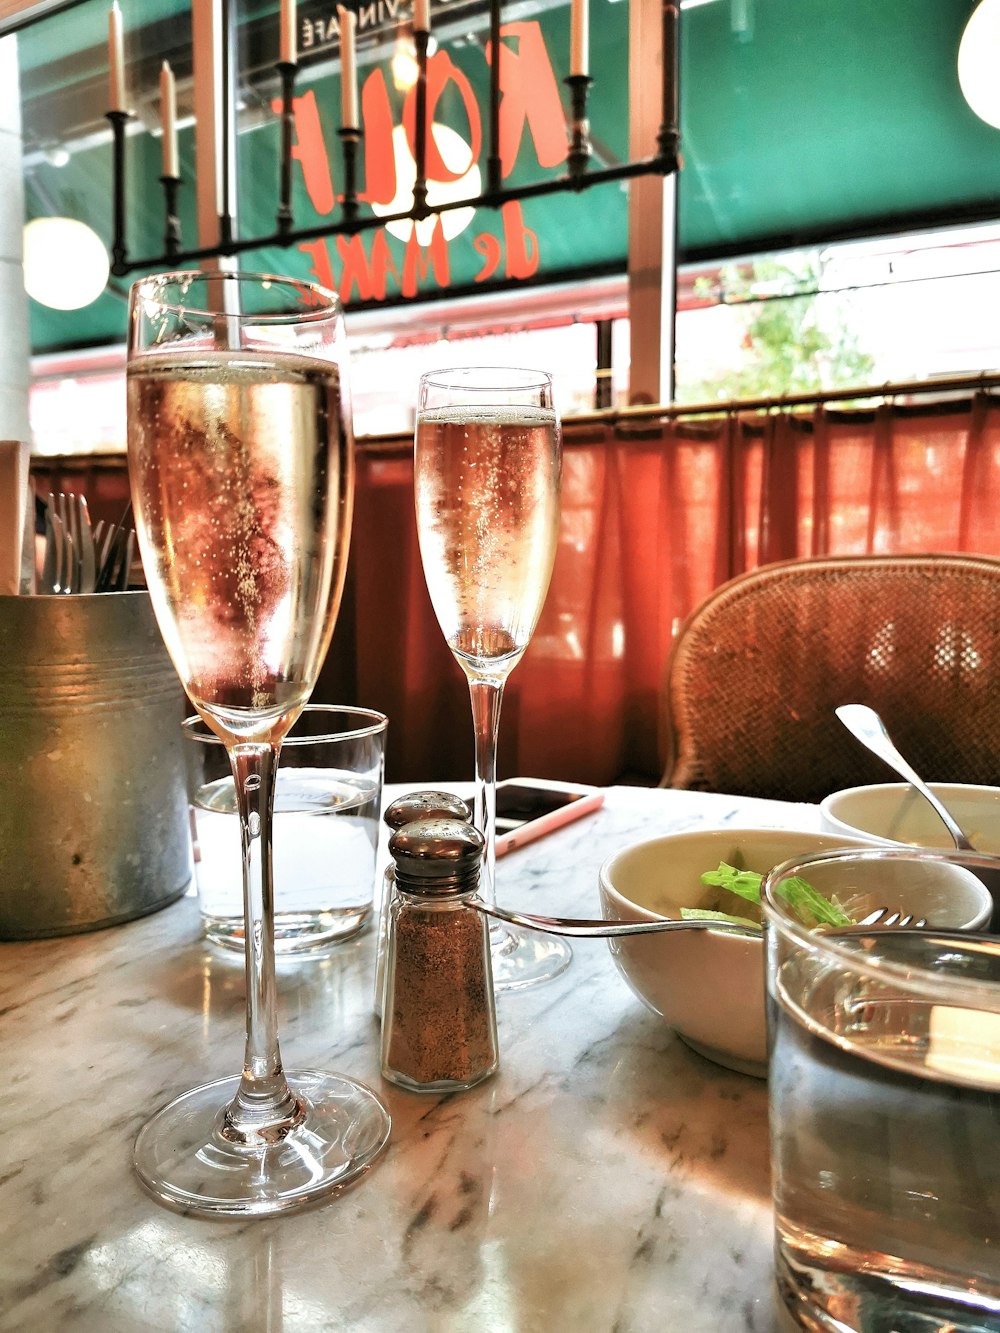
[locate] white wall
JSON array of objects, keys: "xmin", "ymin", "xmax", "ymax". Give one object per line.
[{"xmin": 0, "ymin": 33, "xmax": 29, "ymax": 442}]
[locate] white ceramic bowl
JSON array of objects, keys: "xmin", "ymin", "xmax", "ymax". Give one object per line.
[
  {"xmin": 820, "ymin": 782, "xmax": 1000, "ymax": 851},
  {"xmin": 598, "ymin": 825, "xmax": 993, "ymax": 1079},
  {"xmin": 820, "ymin": 783, "xmax": 1000, "ymax": 924}
]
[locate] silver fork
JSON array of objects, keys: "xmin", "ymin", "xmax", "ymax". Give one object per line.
[
  {"xmin": 74, "ymin": 494, "xmax": 96, "ymax": 593},
  {"xmin": 94, "ymin": 506, "xmax": 134, "ymax": 591},
  {"xmin": 44, "ymin": 504, "xmax": 76, "ymax": 593},
  {"xmin": 60, "ymin": 493, "xmax": 80, "ymax": 594},
  {"xmin": 467, "ymin": 900, "xmax": 927, "ymax": 938},
  {"xmin": 856, "ymin": 907, "xmax": 927, "ymax": 928},
  {"xmin": 46, "ymin": 493, "xmax": 83, "ymax": 593},
  {"xmin": 42, "ymin": 506, "xmax": 59, "ymax": 593},
  {"xmin": 62, "ymin": 491, "xmax": 98, "ymax": 593}
]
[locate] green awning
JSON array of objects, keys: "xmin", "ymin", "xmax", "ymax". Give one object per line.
[
  {"xmin": 16, "ymin": 0, "xmax": 1000, "ymax": 354},
  {"xmin": 680, "ymin": 0, "xmax": 1000, "ymax": 259}
]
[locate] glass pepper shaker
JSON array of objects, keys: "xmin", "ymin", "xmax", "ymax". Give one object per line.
[
  {"xmin": 373, "ymin": 791, "xmax": 473, "ymax": 1019},
  {"xmin": 380, "ymin": 818, "xmax": 499, "ymax": 1094}
]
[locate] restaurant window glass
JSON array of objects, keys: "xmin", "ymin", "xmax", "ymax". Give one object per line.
[
  {"xmin": 18, "ymin": 0, "xmax": 195, "ymax": 358},
  {"xmin": 230, "ymin": 0, "xmax": 631, "ymax": 304},
  {"xmin": 13, "ymin": 0, "xmax": 1000, "ymax": 443},
  {"xmin": 672, "ymin": 223, "xmax": 1000, "ymax": 405}
]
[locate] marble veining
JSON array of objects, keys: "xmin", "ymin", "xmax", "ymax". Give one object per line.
[{"xmin": 0, "ymin": 786, "xmax": 822, "ymax": 1332}]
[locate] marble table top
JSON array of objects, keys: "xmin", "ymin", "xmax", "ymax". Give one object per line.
[{"xmin": 0, "ymin": 785, "xmax": 823, "ymax": 1333}]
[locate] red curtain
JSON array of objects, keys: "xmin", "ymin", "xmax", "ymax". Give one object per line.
[
  {"xmin": 332, "ymin": 393, "xmax": 1000, "ymax": 786},
  {"xmin": 33, "ymin": 393, "xmax": 1000, "ymax": 786}
]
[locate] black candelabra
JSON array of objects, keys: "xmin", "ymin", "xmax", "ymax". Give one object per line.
[
  {"xmin": 107, "ymin": 0, "xmax": 680, "ymax": 278},
  {"xmin": 160, "ymin": 173, "xmax": 181, "ymax": 258},
  {"xmin": 275, "ymin": 58, "xmax": 297, "ymax": 235},
  {"xmin": 107, "ymin": 109, "xmax": 131, "ymax": 275},
  {"xmin": 564, "ymin": 74, "xmax": 593, "ymax": 183}
]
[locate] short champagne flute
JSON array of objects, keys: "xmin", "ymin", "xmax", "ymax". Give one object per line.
[
  {"xmin": 414, "ymin": 366, "xmax": 572, "ymax": 989},
  {"xmin": 127, "ymin": 270, "xmax": 390, "ymax": 1216}
]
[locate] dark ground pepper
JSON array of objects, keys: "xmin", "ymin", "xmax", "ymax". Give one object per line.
[{"xmin": 385, "ymin": 898, "xmax": 496, "ymax": 1087}]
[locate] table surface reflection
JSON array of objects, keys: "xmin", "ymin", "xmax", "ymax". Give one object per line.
[{"xmin": 0, "ymin": 785, "xmax": 821, "ymax": 1332}]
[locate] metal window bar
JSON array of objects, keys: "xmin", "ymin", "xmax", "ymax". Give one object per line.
[
  {"xmin": 567, "ymin": 370, "xmax": 1000, "ymax": 424},
  {"xmin": 352, "ymin": 370, "xmax": 1000, "ymax": 450},
  {"xmin": 107, "ymin": 0, "xmax": 681, "ymax": 277}
]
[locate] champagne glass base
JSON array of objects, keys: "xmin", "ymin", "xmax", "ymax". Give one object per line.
[
  {"xmin": 133, "ymin": 1069, "xmax": 391, "ymax": 1217},
  {"xmin": 490, "ymin": 922, "xmax": 572, "ymax": 991}
]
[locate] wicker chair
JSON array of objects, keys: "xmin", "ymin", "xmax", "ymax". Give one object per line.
[{"xmin": 661, "ymin": 553, "xmax": 1000, "ymax": 802}]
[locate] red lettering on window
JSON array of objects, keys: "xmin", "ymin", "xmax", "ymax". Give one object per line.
[
  {"xmin": 501, "ymin": 200, "xmax": 539, "ymax": 278},
  {"xmin": 336, "ymin": 230, "xmax": 400, "ymax": 303},
  {"xmin": 474, "ymin": 232, "xmax": 502, "ymax": 284},
  {"xmin": 275, "ymin": 89, "xmax": 335, "ymax": 216},
  {"xmin": 487, "ymin": 22, "xmax": 566, "ymax": 177},
  {"xmin": 403, "ymin": 51, "xmax": 482, "ymax": 183},
  {"xmin": 473, "ymin": 203, "xmax": 541, "ymax": 284},
  {"xmin": 361, "ymin": 69, "xmax": 397, "ymax": 207},
  {"xmin": 298, "ymin": 237, "xmax": 336, "ymax": 290}
]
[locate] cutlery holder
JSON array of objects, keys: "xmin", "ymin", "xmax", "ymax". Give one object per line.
[{"xmin": 0, "ymin": 591, "xmax": 192, "ymax": 937}]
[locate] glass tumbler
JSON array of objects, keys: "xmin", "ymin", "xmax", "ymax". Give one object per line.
[
  {"xmin": 185, "ymin": 704, "xmax": 386, "ymax": 955},
  {"xmin": 763, "ymin": 846, "xmax": 1000, "ymax": 1333}
]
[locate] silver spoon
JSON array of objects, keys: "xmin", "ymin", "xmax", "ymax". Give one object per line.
[
  {"xmin": 835, "ymin": 703, "xmax": 976, "ymax": 852},
  {"xmin": 469, "ymin": 898, "xmax": 923, "ymax": 939}
]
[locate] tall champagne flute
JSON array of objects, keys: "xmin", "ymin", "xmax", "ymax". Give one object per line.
[
  {"xmin": 126, "ymin": 270, "xmax": 390, "ymax": 1216},
  {"xmin": 414, "ymin": 367, "xmax": 571, "ymax": 989}
]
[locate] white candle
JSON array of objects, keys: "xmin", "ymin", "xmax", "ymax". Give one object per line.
[
  {"xmin": 160, "ymin": 61, "xmax": 179, "ymax": 178},
  {"xmin": 337, "ymin": 6, "xmax": 359, "ymax": 130},
  {"xmin": 570, "ymin": 0, "xmax": 589, "ymax": 77},
  {"xmin": 413, "ymin": 0, "xmax": 430, "ymax": 34},
  {"xmin": 108, "ymin": 1, "xmax": 126, "ymax": 113},
  {"xmin": 280, "ymin": 0, "xmax": 297, "ymax": 64}
]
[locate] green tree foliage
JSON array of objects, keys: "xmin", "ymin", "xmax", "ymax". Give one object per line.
[{"xmin": 678, "ymin": 253, "xmax": 876, "ymax": 404}]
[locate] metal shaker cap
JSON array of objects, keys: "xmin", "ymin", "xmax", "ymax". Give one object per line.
[
  {"xmin": 389, "ymin": 818, "xmax": 484, "ymax": 896},
  {"xmin": 383, "ymin": 790, "xmax": 473, "ymax": 830}
]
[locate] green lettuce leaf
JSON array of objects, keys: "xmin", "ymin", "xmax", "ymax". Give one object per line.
[
  {"xmin": 700, "ymin": 862, "xmax": 765, "ymax": 904},
  {"xmin": 775, "ymin": 874, "xmax": 852, "ymax": 928},
  {"xmin": 680, "ymin": 906, "xmax": 763, "ymax": 931},
  {"xmin": 698, "ymin": 860, "xmax": 852, "ymax": 930}
]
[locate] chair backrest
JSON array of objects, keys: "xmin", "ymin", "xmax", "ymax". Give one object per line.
[{"xmin": 661, "ymin": 553, "xmax": 1000, "ymax": 802}]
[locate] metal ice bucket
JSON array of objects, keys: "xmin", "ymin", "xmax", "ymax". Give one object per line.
[{"xmin": 0, "ymin": 591, "xmax": 192, "ymax": 938}]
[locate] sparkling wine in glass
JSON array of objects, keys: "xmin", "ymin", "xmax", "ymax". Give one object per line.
[
  {"xmin": 127, "ymin": 270, "xmax": 389, "ymax": 1216},
  {"xmin": 414, "ymin": 366, "xmax": 571, "ymax": 989}
]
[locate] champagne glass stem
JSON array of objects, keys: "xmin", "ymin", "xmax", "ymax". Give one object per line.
[
  {"xmin": 224, "ymin": 741, "xmax": 302, "ymax": 1142},
  {"xmin": 469, "ymin": 676, "xmax": 504, "ymax": 905}
]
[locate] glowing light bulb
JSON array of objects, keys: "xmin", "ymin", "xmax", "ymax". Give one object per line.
[
  {"xmin": 23, "ymin": 218, "xmax": 110, "ymax": 310},
  {"xmin": 391, "ymin": 40, "xmax": 419, "ymax": 91},
  {"xmin": 958, "ymin": 0, "xmax": 1000, "ymax": 130}
]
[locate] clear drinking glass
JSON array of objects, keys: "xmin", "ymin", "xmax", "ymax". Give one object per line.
[
  {"xmin": 126, "ymin": 270, "xmax": 390, "ymax": 1216},
  {"xmin": 762, "ymin": 846, "xmax": 1000, "ymax": 1332},
  {"xmin": 414, "ymin": 366, "xmax": 571, "ymax": 990},
  {"xmin": 185, "ymin": 704, "xmax": 387, "ymax": 955}
]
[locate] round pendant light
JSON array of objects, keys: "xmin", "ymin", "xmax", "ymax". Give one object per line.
[
  {"xmin": 23, "ymin": 217, "xmax": 110, "ymax": 310},
  {"xmin": 958, "ymin": 0, "xmax": 1000, "ymax": 131}
]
